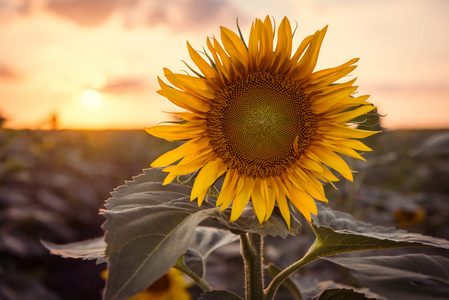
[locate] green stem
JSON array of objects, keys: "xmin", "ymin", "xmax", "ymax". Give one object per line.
[
  {"xmin": 174, "ymin": 257, "xmax": 213, "ymax": 292},
  {"xmin": 264, "ymin": 239, "xmax": 320, "ymax": 300},
  {"xmin": 240, "ymin": 233, "xmax": 265, "ymax": 300}
]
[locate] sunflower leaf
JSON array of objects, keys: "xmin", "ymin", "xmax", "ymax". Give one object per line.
[
  {"xmin": 102, "ymin": 168, "xmax": 219, "ymax": 300},
  {"xmin": 312, "ymin": 203, "xmax": 449, "ymax": 252},
  {"xmin": 324, "ymin": 254, "xmax": 449, "ymax": 300},
  {"xmin": 311, "ymin": 288, "xmax": 376, "ymax": 300},
  {"xmin": 182, "ymin": 227, "xmax": 239, "ymax": 278},
  {"xmin": 41, "ymin": 237, "xmax": 106, "ymax": 264}
]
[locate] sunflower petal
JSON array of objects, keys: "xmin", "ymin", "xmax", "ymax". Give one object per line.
[
  {"xmin": 157, "ymin": 77, "xmax": 211, "ymax": 114},
  {"xmin": 191, "ymin": 158, "xmax": 227, "ymax": 203},
  {"xmin": 328, "ymin": 104, "xmax": 377, "ymax": 123},
  {"xmin": 164, "ymin": 69, "xmax": 216, "ymax": 99},
  {"xmin": 272, "ymin": 17, "xmax": 293, "ymax": 73},
  {"xmin": 307, "ymin": 58, "xmax": 359, "ymax": 83},
  {"xmin": 310, "ymin": 86, "xmax": 359, "ymax": 114},
  {"xmin": 292, "ymin": 26, "xmax": 327, "ymax": 81},
  {"xmin": 187, "ymin": 41, "xmax": 218, "ymax": 84},
  {"xmin": 220, "ymin": 26, "xmax": 249, "ymax": 71},
  {"xmin": 265, "ymin": 177, "xmax": 277, "ymax": 221},
  {"xmin": 310, "ymin": 146, "xmax": 353, "ymax": 181},
  {"xmin": 274, "ymin": 177, "xmax": 291, "ymax": 227},
  {"xmin": 151, "ymin": 137, "xmax": 209, "ymax": 167},
  {"xmin": 251, "ymin": 178, "xmax": 266, "ymax": 224},
  {"xmin": 230, "ymin": 176, "xmax": 256, "ymax": 222},
  {"xmin": 318, "ymin": 124, "xmax": 380, "ymax": 139},
  {"xmin": 145, "ymin": 124, "xmax": 205, "ymax": 141},
  {"xmin": 217, "ymin": 169, "xmax": 239, "ymax": 208}
]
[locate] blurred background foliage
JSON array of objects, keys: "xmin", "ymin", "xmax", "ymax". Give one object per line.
[{"xmin": 0, "ymin": 126, "xmax": 448, "ymax": 299}]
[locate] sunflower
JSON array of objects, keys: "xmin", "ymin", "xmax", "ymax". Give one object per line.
[
  {"xmin": 102, "ymin": 268, "xmax": 191, "ymax": 300},
  {"xmin": 147, "ymin": 16, "xmax": 378, "ymax": 227}
]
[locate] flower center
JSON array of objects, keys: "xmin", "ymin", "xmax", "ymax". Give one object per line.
[{"xmin": 207, "ymin": 72, "xmax": 316, "ymax": 178}]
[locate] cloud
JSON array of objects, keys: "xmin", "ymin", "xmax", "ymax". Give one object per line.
[
  {"xmin": 0, "ymin": 0, "xmax": 36, "ymax": 23},
  {"xmin": 141, "ymin": 0, "xmax": 240, "ymax": 30},
  {"xmin": 43, "ymin": 0, "xmax": 242, "ymax": 30},
  {"xmin": 100, "ymin": 78, "xmax": 147, "ymax": 94},
  {"xmin": 45, "ymin": 0, "xmax": 122, "ymax": 27},
  {"xmin": 0, "ymin": 65, "xmax": 20, "ymax": 80}
]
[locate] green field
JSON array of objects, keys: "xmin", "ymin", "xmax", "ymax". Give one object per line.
[{"xmin": 1, "ymin": 128, "xmax": 448, "ymax": 299}]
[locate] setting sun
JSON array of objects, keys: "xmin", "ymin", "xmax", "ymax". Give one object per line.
[{"xmin": 81, "ymin": 89, "xmax": 102, "ymax": 109}]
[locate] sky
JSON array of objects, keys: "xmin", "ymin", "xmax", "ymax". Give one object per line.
[{"xmin": 0, "ymin": 0, "xmax": 448, "ymax": 130}]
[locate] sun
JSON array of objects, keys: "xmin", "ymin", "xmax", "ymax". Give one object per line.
[{"xmin": 81, "ymin": 89, "xmax": 102, "ymax": 108}]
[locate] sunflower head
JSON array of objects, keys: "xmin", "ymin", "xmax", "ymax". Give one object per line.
[{"xmin": 147, "ymin": 16, "xmax": 378, "ymax": 227}]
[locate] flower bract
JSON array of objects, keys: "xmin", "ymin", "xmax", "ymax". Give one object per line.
[{"xmin": 147, "ymin": 16, "xmax": 378, "ymax": 227}]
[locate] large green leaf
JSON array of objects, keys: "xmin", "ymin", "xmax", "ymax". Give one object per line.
[
  {"xmin": 311, "ymin": 203, "xmax": 449, "ymax": 254},
  {"xmin": 325, "ymin": 254, "xmax": 449, "ymax": 300},
  {"xmin": 101, "ymin": 168, "xmax": 297, "ymax": 300},
  {"xmin": 102, "ymin": 168, "xmax": 219, "ymax": 300},
  {"xmin": 265, "ymin": 205, "xmax": 449, "ymax": 300}
]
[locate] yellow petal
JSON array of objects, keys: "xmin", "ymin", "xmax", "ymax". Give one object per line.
[
  {"xmin": 280, "ymin": 180, "xmax": 312, "ymax": 222},
  {"xmin": 313, "ymin": 164, "xmax": 340, "ymax": 182},
  {"xmin": 206, "ymin": 37, "xmax": 230, "ymax": 83},
  {"xmin": 230, "ymin": 176, "xmax": 255, "ymax": 222},
  {"xmin": 212, "ymin": 36, "xmax": 239, "ymax": 79},
  {"xmin": 217, "ymin": 169, "xmax": 238, "ymax": 208},
  {"xmin": 164, "ymin": 69, "xmax": 216, "ymax": 99},
  {"xmin": 248, "ymin": 21, "xmax": 260, "ymax": 70},
  {"xmin": 299, "ymin": 157, "xmax": 323, "ymax": 173},
  {"xmin": 317, "ymin": 124, "xmax": 380, "ymax": 139},
  {"xmin": 162, "ymin": 171, "xmax": 178, "ymax": 185},
  {"xmin": 197, "ymin": 188, "xmax": 209, "ymax": 207},
  {"xmin": 151, "ymin": 137, "xmax": 209, "ymax": 167},
  {"xmin": 145, "ymin": 123, "xmax": 205, "ymax": 141},
  {"xmin": 259, "ymin": 16, "xmax": 274, "ymax": 71},
  {"xmin": 288, "ymin": 167, "xmax": 327, "ymax": 202},
  {"xmin": 187, "ymin": 41, "xmax": 219, "ymax": 84},
  {"xmin": 304, "ymin": 65, "xmax": 357, "ymax": 93},
  {"xmin": 220, "ymin": 26, "xmax": 249, "ymax": 70},
  {"xmin": 162, "ymin": 149, "xmax": 214, "ymax": 178},
  {"xmin": 309, "ymin": 146, "xmax": 353, "ymax": 181},
  {"xmin": 274, "ymin": 177, "xmax": 291, "ymax": 228},
  {"xmin": 292, "ymin": 26, "xmax": 327, "ymax": 82},
  {"xmin": 251, "ymin": 178, "xmax": 266, "ymax": 224},
  {"xmin": 338, "ymin": 139, "xmax": 373, "ymax": 152},
  {"xmin": 265, "ymin": 177, "xmax": 278, "ymax": 221},
  {"xmin": 272, "ymin": 17, "xmax": 292, "ymax": 73},
  {"xmin": 323, "ymin": 141, "xmax": 366, "ymax": 161},
  {"xmin": 307, "ymin": 58, "xmax": 359, "ymax": 83},
  {"xmin": 191, "ymin": 158, "xmax": 226, "ymax": 202},
  {"xmin": 290, "ymin": 34, "xmax": 313, "ymax": 66},
  {"xmin": 310, "ymin": 86, "xmax": 359, "ymax": 114},
  {"xmin": 326, "ymin": 103, "xmax": 375, "ymax": 122}
]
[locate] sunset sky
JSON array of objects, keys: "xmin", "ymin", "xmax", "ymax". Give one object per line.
[{"xmin": 1, "ymin": 0, "xmax": 448, "ymax": 130}]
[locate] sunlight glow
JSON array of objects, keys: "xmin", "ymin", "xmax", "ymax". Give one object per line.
[{"xmin": 81, "ymin": 89, "xmax": 102, "ymax": 108}]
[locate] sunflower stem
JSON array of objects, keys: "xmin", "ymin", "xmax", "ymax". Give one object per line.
[{"xmin": 240, "ymin": 232, "xmax": 265, "ymax": 300}]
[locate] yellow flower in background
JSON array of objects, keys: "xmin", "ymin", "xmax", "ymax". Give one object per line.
[
  {"xmin": 102, "ymin": 268, "xmax": 191, "ymax": 300},
  {"xmin": 147, "ymin": 16, "xmax": 378, "ymax": 227}
]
